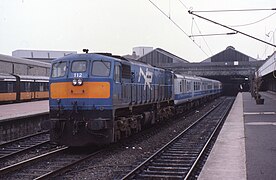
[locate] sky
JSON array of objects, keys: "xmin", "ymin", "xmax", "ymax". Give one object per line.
[{"xmin": 0, "ymin": 0, "xmax": 275, "ymax": 62}]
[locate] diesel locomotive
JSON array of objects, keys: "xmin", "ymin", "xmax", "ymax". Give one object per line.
[{"xmin": 49, "ymin": 52, "xmax": 222, "ymax": 146}]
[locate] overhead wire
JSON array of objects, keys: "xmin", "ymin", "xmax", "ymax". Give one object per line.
[
  {"xmin": 191, "ymin": 17, "xmax": 194, "ymax": 41},
  {"xmin": 261, "ymin": 35, "xmax": 274, "ymax": 59},
  {"xmin": 178, "ymin": 0, "xmax": 189, "ymax": 10},
  {"xmin": 188, "ymin": 10, "xmax": 276, "ymax": 48},
  {"xmin": 192, "ymin": 8, "xmax": 276, "ymax": 13},
  {"xmin": 178, "ymin": 0, "xmax": 213, "ymax": 55},
  {"xmin": 229, "ymin": 11, "xmax": 276, "ymax": 27},
  {"xmin": 193, "ymin": 18, "xmax": 213, "ymax": 55},
  {"xmin": 148, "ymin": 0, "xmax": 209, "ymax": 57}
]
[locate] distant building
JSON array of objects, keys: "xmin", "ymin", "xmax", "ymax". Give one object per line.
[
  {"xmin": 133, "ymin": 47, "xmax": 153, "ymax": 58},
  {"xmin": 12, "ymin": 49, "xmax": 77, "ymax": 63},
  {"xmin": 123, "ymin": 47, "xmax": 153, "ymax": 60},
  {"xmin": 123, "ymin": 51, "xmax": 140, "ymax": 61}
]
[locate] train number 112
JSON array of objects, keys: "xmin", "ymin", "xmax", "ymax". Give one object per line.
[{"xmin": 74, "ymin": 73, "xmax": 82, "ymax": 78}]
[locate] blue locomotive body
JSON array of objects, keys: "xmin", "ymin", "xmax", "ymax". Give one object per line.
[
  {"xmin": 49, "ymin": 53, "xmax": 174, "ymax": 146},
  {"xmin": 49, "ymin": 53, "xmax": 221, "ymax": 146}
]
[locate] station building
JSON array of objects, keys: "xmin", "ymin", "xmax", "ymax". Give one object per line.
[{"xmin": 136, "ymin": 46, "xmax": 264, "ymax": 96}]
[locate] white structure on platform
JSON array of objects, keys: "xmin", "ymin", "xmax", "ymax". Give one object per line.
[{"xmin": 258, "ymin": 51, "xmax": 276, "ymax": 77}]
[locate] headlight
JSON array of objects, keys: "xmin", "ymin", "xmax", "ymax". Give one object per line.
[
  {"xmin": 77, "ymin": 79, "xmax": 83, "ymax": 86},
  {"xmin": 72, "ymin": 79, "xmax": 77, "ymax": 86}
]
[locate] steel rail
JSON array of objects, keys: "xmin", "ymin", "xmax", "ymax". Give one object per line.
[
  {"xmin": 0, "ymin": 130, "xmax": 49, "ymax": 148},
  {"xmin": 121, "ymin": 99, "xmax": 226, "ymax": 179},
  {"xmin": 34, "ymin": 149, "xmax": 104, "ymax": 180},
  {"xmin": 184, "ymin": 99, "xmax": 233, "ymax": 179},
  {"xmin": 0, "ymin": 147, "xmax": 68, "ymax": 176},
  {"xmin": 0, "ymin": 140, "xmax": 50, "ymax": 162}
]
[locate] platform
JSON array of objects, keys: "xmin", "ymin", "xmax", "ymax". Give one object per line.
[
  {"xmin": 0, "ymin": 100, "xmax": 49, "ymax": 121},
  {"xmin": 199, "ymin": 91, "xmax": 276, "ymax": 180}
]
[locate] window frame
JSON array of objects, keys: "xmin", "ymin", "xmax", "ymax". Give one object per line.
[
  {"xmin": 114, "ymin": 65, "xmax": 121, "ymax": 83},
  {"xmin": 91, "ymin": 60, "xmax": 111, "ymax": 77},
  {"xmin": 71, "ymin": 60, "xmax": 88, "ymax": 73},
  {"xmin": 51, "ymin": 61, "xmax": 67, "ymax": 78}
]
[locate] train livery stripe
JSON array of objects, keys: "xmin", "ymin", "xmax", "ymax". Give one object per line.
[
  {"xmin": 50, "ymin": 82, "xmax": 110, "ymax": 99},
  {"xmin": 35, "ymin": 91, "xmax": 49, "ymax": 99},
  {"xmin": 0, "ymin": 93, "xmax": 16, "ymax": 101},
  {"xmin": 20, "ymin": 92, "xmax": 33, "ymax": 100}
]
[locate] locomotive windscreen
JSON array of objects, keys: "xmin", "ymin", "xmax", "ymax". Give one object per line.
[{"xmin": 51, "ymin": 61, "xmax": 67, "ymax": 78}]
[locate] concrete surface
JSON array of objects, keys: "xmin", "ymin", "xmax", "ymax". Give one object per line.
[
  {"xmin": 198, "ymin": 93, "xmax": 246, "ymax": 180},
  {"xmin": 0, "ymin": 100, "xmax": 49, "ymax": 121}
]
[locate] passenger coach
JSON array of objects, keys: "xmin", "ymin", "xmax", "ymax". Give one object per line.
[{"xmin": 0, "ymin": 73, "xmax": 49, "ymax": 103}]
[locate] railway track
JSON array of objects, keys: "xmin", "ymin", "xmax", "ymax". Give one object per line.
[
  {"xmin": 0, "ymin": 131, "xmax": 50, "ymax": 162},
  {"xmin": 0, "ymin": 146, "xmax": 103, "ymax": 179},
  {"xmin": 122, "ymin": 97, "xmax": 234, "ymax": 179}
]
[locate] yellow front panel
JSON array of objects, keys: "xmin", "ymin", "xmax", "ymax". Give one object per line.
[{"xmin": 50, "ymin": 82, "xmax": 110, "ymax": 99}]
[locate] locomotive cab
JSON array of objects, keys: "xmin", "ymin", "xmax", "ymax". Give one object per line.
[{"xmin": 49, "ymin": 54, "xmax": 115, "ymax": 146}]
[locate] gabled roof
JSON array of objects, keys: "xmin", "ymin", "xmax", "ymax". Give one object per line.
[
  {"xmin": 201, "ymin": 46, "xmax": 257, "ymax": 63},
  {"xmin": 155, "ymin": 48, "xmax": 189, "ymax": 63},
  {"xmin": 139, "ymin": 48, "xmax": 189, "ymax": 63}
]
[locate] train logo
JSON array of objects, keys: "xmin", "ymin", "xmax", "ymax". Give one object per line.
[{"xmin": 138, "ymin": 67, "xmax": 153, "ymax": 90}]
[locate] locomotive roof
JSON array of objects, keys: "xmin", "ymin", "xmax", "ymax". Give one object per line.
[{"xmin": 52, "ymin": 52, "xmax": 164, "ymax": 70}]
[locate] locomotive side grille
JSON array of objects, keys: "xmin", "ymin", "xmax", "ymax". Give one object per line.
[{"xmin": 50, "ymin": 81, "xmax": 110, "ymax": 99}]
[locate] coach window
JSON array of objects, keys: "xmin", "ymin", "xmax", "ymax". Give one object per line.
[
  {"xmin": 187, "ymin": 81, "xmax": 191, "ymax": 92},
  {"xmin": 39, "ymin": 83, "xmax": 44, "ymax": 91},
  {"xmin": 24, "ymin": 82, "xmax": 30, "ymax": 92},
  {"xmin": 71, "ymin": 61, "xmax": 87, "ymax": 72},
  {"xmin": 51, "ymin": 61, "xmax": 67, "ymax": 78},
  {"xmin": 92, "ymin": 60, "xmax": 111, "ymax": 77},
  {"xmin": 114, "ymin": 65, "xmax": 121, "ymax": 83},
  {"xmin": 7, "ymin": 82, "xmax": 14, "ymax": 93},
  {"xmin": 182, "ymin": 80, "xmax": 185, "ymax": 93}
]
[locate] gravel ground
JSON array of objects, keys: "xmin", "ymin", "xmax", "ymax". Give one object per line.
[{"xmin": 56, "ymin": 98, "xmax": 223, "ymax": 179}]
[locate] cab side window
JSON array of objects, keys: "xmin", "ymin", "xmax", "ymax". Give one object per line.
[{"xmin": 92, "ymin": 61, "xmax": 111, "ymax": 77}]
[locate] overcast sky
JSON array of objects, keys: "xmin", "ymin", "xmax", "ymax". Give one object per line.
[{"xmin": 0, "ymin": 0, "xmax": 275, "ymax": 62}]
